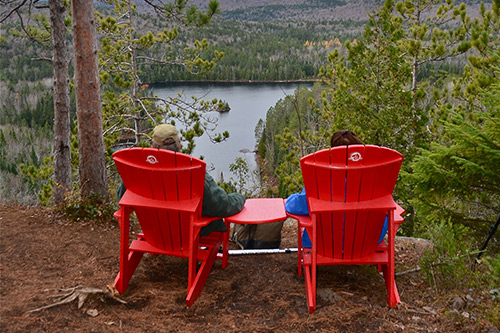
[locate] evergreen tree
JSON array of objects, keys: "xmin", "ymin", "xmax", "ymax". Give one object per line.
[
  {"xmin": 319, "ymin": 0, "xmax": 414, "ymax": 157},
  {"xmin": 72, "ymin": 0, "xmax": 108, "ymax": 199},
  {"xmin": 408, "ymin": 0, "xmax": 499, "ymax": 240},
  {"xmin": 49, "ymin": 0, "xmax": 72, "ymax": 204},
  {"xmin": 409, "ymin": 75, "xmax": 499, "ymax": 238},
  {"xmin": 394, "ymin": 0, "xmax": 470, "ymax": 109}
]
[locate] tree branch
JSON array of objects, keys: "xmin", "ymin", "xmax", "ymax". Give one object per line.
[{"xmin": 0, "ymin": 0, "xmax": 27, "ymax": 23}]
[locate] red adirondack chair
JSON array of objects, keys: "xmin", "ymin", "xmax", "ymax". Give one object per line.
[
  {"xmin": 287, "ymin": 145, "xmax": 405, "ymax": 313},
  {"xmin": 112, "ymin": 147, "xmax": 229, "ymax": 306}
]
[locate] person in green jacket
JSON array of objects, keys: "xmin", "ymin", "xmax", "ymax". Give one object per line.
[{"xmin": 117, "ymin": 124, "xmax": 246, "ymax": 237}]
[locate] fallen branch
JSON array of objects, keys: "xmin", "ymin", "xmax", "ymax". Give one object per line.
[
  {"xmin": 396, "ymin": 266, "xmax": 422, "ymax": 276},
  {"xmin": 396, "ymin": 261, "xmax": 453, "ymax": 276},
  {"xmin": 27, "ymin": 285, "xmax": 126, "ymax": 313}
]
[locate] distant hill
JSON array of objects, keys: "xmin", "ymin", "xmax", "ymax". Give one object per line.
[
  {"xmin": 131, "ymin": 0, "xmax": 489, "ymax": 21},
  {"xmin": 131, "ymin": 0, "xmax": 385, "ymax": 21},
  {"xmin": 202, "ymin": 0, "xmax": 379, "ymax": 21}
]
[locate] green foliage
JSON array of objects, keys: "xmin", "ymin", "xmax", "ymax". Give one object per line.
[
  {"xmin": 259, "ymin": 84, "xmax": 320, "ymax": 197},
  {"xmin": 389, "ymin": 0, "xmax": 471, "ymax": 162},
  {"xmin": 0, "ymin": 36, "xmax": 53, "ymax": 83},
  {"xmin": 479, "ymin": 253, "xmax": 500, "ymax": 289},
  {"xmin": 1, "ymin": 7, "xmax": 55, "ymax": 85},
  {"xmin": 60, "ymin": 192, "xmax": 117, "ymax": 222},
  {"xmin": 216, "ymin": 176, "xmax": 237, "ymax": 195},
  {"xmin": 408, "ymin": 108, "xmax": 500, "ymax": 237},
  {"xmin": 19, "ymin": 156, "xmax": 54, "ymax": 205},
  {"xmin": 420, "ymin": 220, "xmax": 472, "ymax": 288},
  {"xmin": 155, "ymin": 0, "xmax": 220, "ymax": 26},
  {"xmin": 318, "ymin": 1, "xmax": 418, "ymax": 159},
  {"xmin": 0, "ymin": 129, "xmax": 18, "ymax": 175},
  {"xmin": 408, "ymin": 1, "xmax": 500, "ymax": 240},
  {"xmin": 15, "ymin": 124, "xmax": 81, "ymax": 206},
  {"xmin": 0, "ymin": 82, "xmax": 57, "ymax": 129},
  {"xmin": 228, "ymin": 157, "xmax": 261, "ymax": 198},
  {"xmin": 395, "ymin": 0, "xmax": 469, "ymax": 66},
  {"xmin": 419, "ymin": 220, "xmax": 500, "ymax": 325},
  {"xmin": 0, "ymin": 93, "xmax": 55, "ymax": 204}
]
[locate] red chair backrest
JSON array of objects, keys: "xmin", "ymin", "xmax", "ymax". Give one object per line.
[
  {"xmin": 300, "ymin": 145, "xmax": 403, "ymax": 259},
  {"xmin": 113, "ymin": 147, "xmax": 206, "ymax": 253}
]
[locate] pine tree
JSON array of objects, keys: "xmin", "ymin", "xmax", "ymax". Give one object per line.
[
  {"xmin": 394, "ymin": 0, "xmax": 470, "ymax": 108},
  {"xmin": 72, "ymin": 0, "xmax": 108, "ymax": 199},
  {"xmin": 318, "ymin": 0, "xmax": 415, "ymax": 158},
  {"xmin": 408, "ymin": 0, "xmax": 500, "ymax": 240},
  {"xmin": 49, "ymin": 0, "xmax": 72, "ymax": 204}
]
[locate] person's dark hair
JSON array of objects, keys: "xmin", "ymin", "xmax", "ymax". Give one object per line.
[{"xmin": 330, "ymin": 130, "xmax": 363, "ymax": 147}]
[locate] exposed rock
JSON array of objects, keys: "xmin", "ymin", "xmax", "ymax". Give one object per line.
[{"xmin": 449, "ymin": 296, "xmax": 466, "ymax": 310}]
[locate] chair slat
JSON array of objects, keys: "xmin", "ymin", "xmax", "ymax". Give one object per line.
[{"xmin": 314, "ymin": 150, "xmax": 335, "ymax": 258}]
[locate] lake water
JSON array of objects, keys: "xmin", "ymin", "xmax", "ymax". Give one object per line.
[{"xmin": 152, "ymin": 82, "xmax": 311, "ymax": 188}]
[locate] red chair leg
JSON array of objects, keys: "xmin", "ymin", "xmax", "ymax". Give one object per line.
[
  {"xmin": 188, "ymin": 229, "xmax": 200, "ymax": 291},
  {"xmin": 303, "ymin": 265, "xmax": 315, "ymax": 313},
  {"xmin": 222, "ymin": 220, "xmax": 229, "ymax": 269},
  {"xmin": 186, "ymin": 236, "xmax": 223, "ymax": 306},
  {"xmin": 311, "ymin": 222, "xmax": 317, "ymax": 312},
  {"xmin": 381, "ymin": 264, "xmax": 399, "ymax": 307},
  {"xmin": 298, "ymin": 226, "xmax": 303, "ymax": 276},
  {"xmin": 114, "ymin": 250, "xmax": 143, "ymax": 293},
  {"xmin": 302, "ymin": 249, "xmax": 316, "ymax": 313},
  {"xmin": 114, "ymin": 207, "xmax": 144, "ymax": 293},
  {"xmin": 386, "ymin": 212, "xmax": 399, "ymax": 307}
]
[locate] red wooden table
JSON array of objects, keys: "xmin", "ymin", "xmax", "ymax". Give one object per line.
[{"xmin": 225, "ymin": 198, "xmax": 287, "ymax": 224}]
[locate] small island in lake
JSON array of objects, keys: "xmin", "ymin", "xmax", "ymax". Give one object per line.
[{"xmin": 216, "ymin": 101, "xmax": 231, "ymax": 112}]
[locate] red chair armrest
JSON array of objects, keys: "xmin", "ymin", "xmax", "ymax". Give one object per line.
[
  {"xmin": 309, "ymin": 195, "xmax": 397, "ymax": 213},
  {"xmin": 119, "ymin": 190, "xmax": 200, "ymax": 213},
  {"xmin": 194, "ymin": 216, "xmax": 226, "ymax": 227},
  {"xmin": 286, "ymin": 213, "xmax": 312, "ymax": 228}
]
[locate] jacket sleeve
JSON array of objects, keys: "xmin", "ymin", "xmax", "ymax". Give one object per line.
[
  {"xmin": 116, "ymin": 180, "xmax": 126, "ymax": 202},
  {"xmin": 202, "ymin": 173, "xmax": 246, "ymax": 217},
  {"xmin": 285, "ymin": 188, "xmax": 309, "ymax": 215}
]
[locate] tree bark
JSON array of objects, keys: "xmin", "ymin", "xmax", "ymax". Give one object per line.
[
  {"xmin": 71, "ymin": 0, "xmax": 108, "ymax": 199},
  {"xmin": 49, "ymin": 0, "xmax": 72, "ymax": 205}
]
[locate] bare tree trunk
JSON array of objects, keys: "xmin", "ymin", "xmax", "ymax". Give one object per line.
[
  {"xmin": 49, "ymin": 0, "xmax": 72, "ymax": 205},
  {"xmin": 71, "ymin": 0, "xmax": 108, "ymax": 199},
  {"xmin": 412, "ymin": 53, "xmax": 418, "ymax": 111},
  {"xmin": 127, "ymin": 2, "xmax": 143, "ymax": 145},
  {"xmin": 132, "ymin": 48, "xmax": 142, "ymax": 144}
]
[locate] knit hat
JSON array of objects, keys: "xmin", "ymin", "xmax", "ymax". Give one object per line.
[{"xmin": 152, "ymin": 124, "xmax": 179, "ymax": 147}]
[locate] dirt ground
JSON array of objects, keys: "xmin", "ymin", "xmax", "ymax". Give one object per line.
[{"xmin": 1, "ymin": 204, "xmax": 498, "ymax": 332}]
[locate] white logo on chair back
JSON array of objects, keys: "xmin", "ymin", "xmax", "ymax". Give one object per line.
[
  {"xmin": 349, "ymin": 152, "xmax": 363, "ymax": 162},
  {"xmin": 146, "ymin": 155, "xmax": 159, "ymax": 164}
]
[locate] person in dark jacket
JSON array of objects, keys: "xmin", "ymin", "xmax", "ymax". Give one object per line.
[{"xmin": 117, "ymin": 124, "xmax": 245, "ymax": 237}]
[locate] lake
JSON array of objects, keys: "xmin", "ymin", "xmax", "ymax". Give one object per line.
[{"xmin": 152, "ymin": 82, "xmax": 311, "ymax": 189}]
